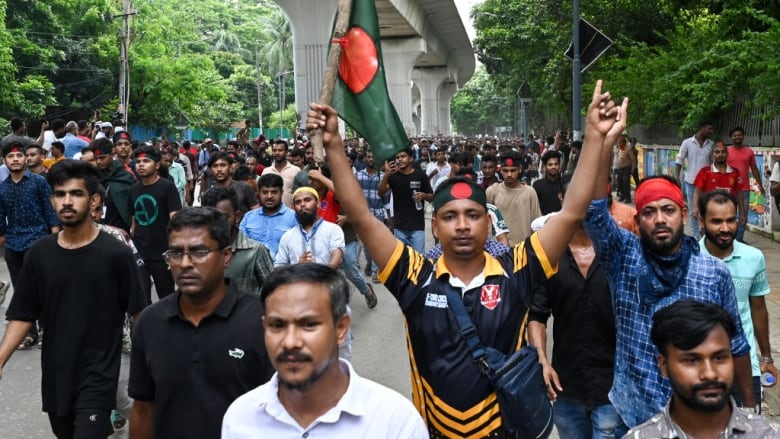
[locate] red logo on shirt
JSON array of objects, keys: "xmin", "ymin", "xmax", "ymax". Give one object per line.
[{"xmin": 480, "ymin": 285, "xmax": 501, "ymax": 310}]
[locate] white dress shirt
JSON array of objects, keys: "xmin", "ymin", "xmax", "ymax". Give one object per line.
[{"xmin": 221, "ymin": 359, "xmax": 429, "ymax": 438}]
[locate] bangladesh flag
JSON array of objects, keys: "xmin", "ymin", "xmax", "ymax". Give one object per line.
[{"xmin": 331, "ymin": 0, "xmax": 409, "ymax": 165}]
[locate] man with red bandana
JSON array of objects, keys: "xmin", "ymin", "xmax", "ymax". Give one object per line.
[{"xmin": 583, "ymin": 150, "xmax": 756, "ymax": 429}]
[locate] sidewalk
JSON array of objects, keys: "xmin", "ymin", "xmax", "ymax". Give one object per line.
[{"xmin": 742, "ymin": 230, "xmax": 780, "ymax": 419}]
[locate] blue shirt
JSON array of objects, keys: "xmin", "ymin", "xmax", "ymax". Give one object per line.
[
  {"xmin": 584, "ymin": 197, "xmax": 749, "ymax": 427},
  {"xmin": 700, "ymin": 238, "xmax": 771, "ymax": 377},
  {"xmin": 239, "ymin": 205, "xmax": 297, "ymax": 258},
  {"xmin": 0, "ymin": 171, "xmax": 59, "ymax": 251},
  {"xmin": 355, "ymin": 168, "xmax": 389, "ymax": 220},
  {"xmin": 61, "ymin": 133, "xmax": 89, "ymax": 159}
]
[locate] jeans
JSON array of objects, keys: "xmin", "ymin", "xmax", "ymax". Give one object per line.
[
  {"xmin": 736, "ymin": 190, "xmax": 749, "ymax": 242},
  {"xmin": 553, "ymin": 400, "xmax": 627, "ymax": 439},
  {"xmin": 362, "ymin": 243, "xmax": 377, "ymax": 276},
  {"xmin": 394, "ymin": 229, "xmax": 426, "ymax": 254},
  {"xmin": 684, "ymin": 181, "xmax": 700, "ymax": 238},
  {"xmin": 342, "ymin": 241, "xmax": 369, "ymax": 295}
]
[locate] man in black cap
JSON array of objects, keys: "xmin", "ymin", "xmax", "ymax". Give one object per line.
[{"xmin": 128, "ymin": 145, "xmax": 182, "ymax": 301}]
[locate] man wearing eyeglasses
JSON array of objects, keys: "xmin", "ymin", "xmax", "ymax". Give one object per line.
[{"xmin": 128, "ymin": 207, "xmax": 274, "ymax": 439}]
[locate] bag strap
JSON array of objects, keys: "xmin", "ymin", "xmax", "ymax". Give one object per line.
[{"xmin": 442, "ymin": 283, "xmax": 492, "ymax": 374}]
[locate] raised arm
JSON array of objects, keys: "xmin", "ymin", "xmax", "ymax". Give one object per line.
[
  {"xmin": 536, "ymin": 80, "xmax": 628, "ymax": 264},
  {"xmin": 307, "ymin": 104, "xmax": 399, "ymax": 271}
]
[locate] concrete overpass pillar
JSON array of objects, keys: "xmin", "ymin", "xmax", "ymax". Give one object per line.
[
  {"xmin": 275, "ymin": 0, "xmax": 338, "ymax": 132},
  {"xmin": 382, "ymin": 38, "xmax": 426, "ymax": 138},
  {"xmin": 412, "ymin": 67, "xmax": 448, "ymax": 137},
  {"xmin": 438, "ymin": 82, "xmax": 457, "ymax": 136}
]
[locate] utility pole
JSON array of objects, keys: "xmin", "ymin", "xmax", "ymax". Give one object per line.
[
  {"xmin": 117, "ymin": 0, "xmax": 136, "ymax": 126},
  {"xmin": 256, "ymin": 46, "xmax": 263, "ymax": 134},
  {"xmin": 572, "ymin": 0, "xmax": 582, "ymax": 141}
]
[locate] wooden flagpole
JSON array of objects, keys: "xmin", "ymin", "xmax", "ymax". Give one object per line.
[{"xmin": 309, "ymin": 0, "xmax": 353, "ymax": 164}]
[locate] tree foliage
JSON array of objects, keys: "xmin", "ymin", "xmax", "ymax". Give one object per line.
[
  {"xmin": 471, "ymin": 0, "xmax": 780, "ymax": 133},
  {"xmin": 1, "ymin": 0, "xmax": 295, "ymax": 135}
]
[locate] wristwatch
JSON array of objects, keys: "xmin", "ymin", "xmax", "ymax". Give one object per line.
[{"xmin": 761, "ymin": 356, "xmax": 774, "ymax": 364}]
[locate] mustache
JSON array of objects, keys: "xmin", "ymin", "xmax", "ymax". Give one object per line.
[
  {"xmin": 691, "ymin": 381, "xmax": 727, "ymax": 392},
  {"xmin": 653, "ymin": 226, "xmax": 672, "ymax": 234},
  {"xmin": 276, "ymin": 350, "xmax": 311, "ymax": 363}
]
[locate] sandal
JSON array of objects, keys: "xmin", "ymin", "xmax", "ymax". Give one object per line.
[
  {"xmin": 17, "ymin": 336, "xmax": 35, "ymax": 350},
  {"xmin": 364, "ymin": 286, "xmax": 378, "ymax": 310}
]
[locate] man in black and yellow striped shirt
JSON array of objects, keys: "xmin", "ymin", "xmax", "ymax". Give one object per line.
[{"xmin": 306, "ymin": 80, "xmax": 627, "ymax": 438}]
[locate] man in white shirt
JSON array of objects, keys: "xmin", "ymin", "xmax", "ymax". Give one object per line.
[
  {"xmin": 426, "ymin": 148, "xmax": 450, "ymax": 189},
  {"xmin": 274, "ymin": 187, "xmax": 344, "ymax": 268},
  {"xmin": 674, "ymin": 121, "xmax": 714, "ymax": 238},
  {"xmin": 221, "ymin": 264, "xmax": 429, "ymax": 439}
]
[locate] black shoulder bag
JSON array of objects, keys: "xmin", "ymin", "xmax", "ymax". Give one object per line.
[{"xmin": 443, "ymin": 285, "xmax": 554, "ymax": 438}]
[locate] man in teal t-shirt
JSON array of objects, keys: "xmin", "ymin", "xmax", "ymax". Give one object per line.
[{"xmin": 698, "ymin": 189, "xmax": 776, "ymax": 410}]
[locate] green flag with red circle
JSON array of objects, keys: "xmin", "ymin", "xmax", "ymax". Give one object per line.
[{"xmin": 331, "ymin": 0, "xmax": 409, "ymax": 165}]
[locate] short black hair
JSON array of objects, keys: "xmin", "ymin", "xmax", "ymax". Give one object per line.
[
  {"xmin": 47, "ymin": 159, "xmax": 102, "ymax": 195},
  {"xmin": 541, "ymin": 150, "xmax": 562, "ymax": 165},
  {"xmin": 133, "ymin": 144, "xmax": 161, "ymax": 162},
  {"xmin": 50, "ymin": 141, "xmax": 65, "ymax": 153},
  {"xmin": 232, "ymin": 165, "xmax": 253, "ymax": 182},
  {"xmin": 10, "ymin": 117, "xmax": 24, "ymax": 132},
  {"xmin": 698, "ymin": 120, "xmax": 713, "ymax": 130},
  {"xmin": 288, "ymin": 148, "xmax": 303, "ymax": 159},
  {"xmin": 261, "ymin": 264, "xmax": 350, "ymax": 322},
  {"xmin": 651, "ymin": 300, "xmax": 736, "ymax": 356},
  {"xmin": 481, "ymin": 154, "xmax": 498, "ymax": 164},
  {"xmin": 397, "ymin": 147, "xmax": 413, "ymax": 157},
  {"xmin": 51, "ymin": 119, "xmax": 66, "ymax": 131},
  {"xmin": 167, "ymin": 207, "xmax": 231, "ymax": 249},
  {"xmin": 729, "ymin": 126, "xmax": 745, "ymax": 136},
  {"xmin": 208, "ymin": 151, "xmax": 234, "ymax": 168},
  {"xmin": 699, "ymin": 189, "xmax": 737, "ymax": 219},
  {"xmin": 273, "ymin": 139, "xmax": 289, "ymax": 149},
  {"xmin": 201, "ymin": 186, "xmax": 239, "ymax": 212},
  {"xmin": 258, "ymin": 173, "xmax": 283, "ymax": 189},
  {"xmin": 448, "ymin": 152, "xmax": 465, "ymax": 165},
  {"xmin": 638, "ymin": 174, "xmax": 680, "ymax": 189}
]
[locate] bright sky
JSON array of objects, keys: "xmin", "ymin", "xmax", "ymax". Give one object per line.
[{"xmin": 454, "ymin": 0, "xmax": 480, "ymax": 42}]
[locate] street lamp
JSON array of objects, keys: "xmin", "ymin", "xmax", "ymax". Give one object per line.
[{"xmin": 276, "ymin": 70, "xmax": 294, "ymax": 139}]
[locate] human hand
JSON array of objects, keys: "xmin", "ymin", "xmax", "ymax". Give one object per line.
[
  {"xmin": 586, "ymin": 80, "xmax": 628, "ymax": 140},
  {"xmin": 298, "ymin": 251, "xmax": 314, "ymax": 263},
  {"xmin": 740, "ymin": 213, "xmax": 748, "ymax": 225},
  {"xmin": 41, "ymin": 120, "xmax": 49, "ymax": 130},
  {"xmin": 540, "ymin": 360, "xmax": 562, "ymax": 401},
  {"xmin": 306, "ymin": 103, "xmax": 340, "ymax": 148},
  {"xmin": 336, "ymin": 215, "xmax": 347, "ymax": 226},
  {"xmin": 308, "ymin": 169, "xmax": 324, "ymax": 182},
  {"xmin": 385, "ymin": 161, "xmax": 397, "ymax": 174},
  {"xmin": 761, "ymin": 362, "xmax": 778, "ymax": 387}
]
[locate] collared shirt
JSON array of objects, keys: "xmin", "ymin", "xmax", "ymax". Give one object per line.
[
  {"xmin": 226, "ymin": 229, "xmax": 274, "ymax": 297},
  {"xmin": 700, "ymin": 239, "xmax": 771, "ymax": 376},
  {"xmin": 61, "ymin": 132, "xmax": 89, "ymax": 159},
  {"xmin": 239, "ymin": 204, "xmax": 297, "ymax": 258},
  {"xmin": 0, "ymin": 170, "xmax": 59, "ymax": 251},
  {"xmin": 128, "ymin": 283, "xmax": 274, "ymax": 439},
  {"xmin": 355, "ymin": 168, "xmax": 389, "ymax": 219},
  {"xmin": 274, "ymin": 218, "xmax": 345, "ymax": 266},
  {"xmin": 584, "ymin": 197, "xmax": 750, "ymax": 427},
  {"xmin": 379, "ymin": 234, "xmax": 557, "ymax": 437},
  {"xmin": 261, "ymin": 161, "xmax": 302, "ymax": 207},
  {"xmin": 624, "ymin": 398, "xmax": 780, "ymax": 438},
  {"xmin": 676, "ymin": 135, "xmax": 714, "ymax": 183},
  {"xmin": 221, "ymin": 359, "xmax": 430, "ymax": 439},
  {"xmin": 529, "ymin": 246, "xmax": 615, "ymax": 407},
  {"xmin": 693, "ymin": 163, "xmax": 747, "ymax": 195}
]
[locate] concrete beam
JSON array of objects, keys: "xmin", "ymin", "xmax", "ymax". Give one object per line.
[
  {"xmin": 382, "ymin": 38, "xmax": 426, "ymax": 138},
  {"xmin": 438, "ymin": 82, "xmax": 457, "ymax": 136},
  {"xmin": 412, "ymin": 67, "xmax": 449, "ymax": 136},
  {"xmin": 275, "ymin": 0, "xmax": 338, "ymax": 131}
]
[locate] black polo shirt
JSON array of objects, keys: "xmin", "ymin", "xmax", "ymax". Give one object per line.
[
  {"xmin": 529, "ymin": 248, "xmax": 615, "ymax": 407},
  {"xmin": 128, "ymin": 282, "xmax": 273, "ymax": 438}
]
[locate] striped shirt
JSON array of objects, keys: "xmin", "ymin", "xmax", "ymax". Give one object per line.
[{"xmin": 584, "ymin": 197, "xmax": 750, "ymax": 427}]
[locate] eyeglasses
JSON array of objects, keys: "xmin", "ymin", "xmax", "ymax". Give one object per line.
[{"xmin": 162, "ymin": 248, "xmax": 222, "ymax": 265}]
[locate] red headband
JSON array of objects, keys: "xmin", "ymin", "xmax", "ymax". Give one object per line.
[
  {"xmin": 137, "ymin": 152, "xmax": 147, "ymax": 159},
  {"xmin": 9, "ymin": 147, "xmax": 20, "ymax": 154},
  {"xmin": 634, "ymin": 179, "xmax": 684, "ymax": 213}
]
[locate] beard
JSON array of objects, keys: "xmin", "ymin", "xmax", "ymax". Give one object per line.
[
  {"xmin": 639, "ymin": 224, "xmax": 684, "ymax": 254},
  {"xmin": 704, "ymin": 228, "xmax": 734, "ymax": 251},
  {"xmin": 276, "ymin": 350, "xmax": 328, "ymax": 391},
  {"xmin": 671, "ymin": 379, "xmax": 730, "ymax": 412},
  {"xmin": 296, "ymin": 210, "xmax": 317, "ymax": 227}
]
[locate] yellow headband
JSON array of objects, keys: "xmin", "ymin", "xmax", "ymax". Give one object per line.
[{"xmin": 293, "ymin": 186, "xmax": 320, "ymax": 202}]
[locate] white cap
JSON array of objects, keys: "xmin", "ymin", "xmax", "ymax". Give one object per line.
[{"xmin": 102, "ymin": 122, "xmax": 113, "ymax": 129}]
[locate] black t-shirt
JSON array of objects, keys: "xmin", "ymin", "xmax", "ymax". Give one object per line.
[
  {"xmin": 104, "ymin": 193, "xmax": 129, "ymax": 231},
  {"xmin": 128, "ymin": 284, "xmax": 274, "ymax": 438},
  {"xmin": 6, "ymin": 232, "xmax": 147, "ymax": 414},
  {"xmin": 128, "ymin": 178, "xmax": 182, "ymax": 262},
  {"xmin": 533, "ymin": 177, "xmax": 564, "ymax": 215},
  {"xmin": 388, "ymin": 169, "xmax": 432, "ymax": 231}
]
